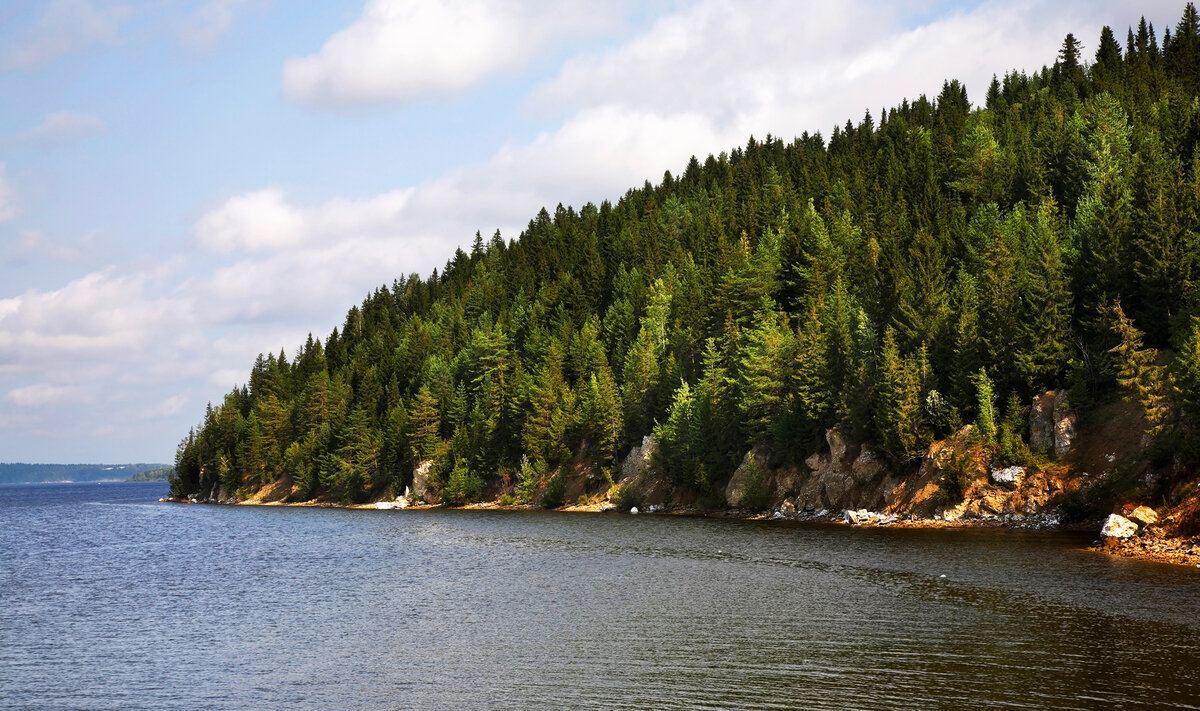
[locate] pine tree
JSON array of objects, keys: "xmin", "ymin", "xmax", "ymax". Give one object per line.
[
  {"xmin": 1107, "ymin": 303, "xmax": 1175, "ymax": 437},
  {"xmin": 737, "ymin": 297, "xmax": 795, "ymax": 446}
]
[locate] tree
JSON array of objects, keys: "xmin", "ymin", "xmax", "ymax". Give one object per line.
[
  {"xmin": 1107, "ymin": 303, "xmax": 1175, "ymax": 437},
  {"xmin": 737, "ymin": 297, "xmax": 794, "ymax": 445},
  {"xmin": 973, "ymin": 368, "xmax": 998, "ymax": 442}
]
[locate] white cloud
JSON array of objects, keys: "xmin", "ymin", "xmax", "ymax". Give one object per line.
[
  {"xmin": 530, "ymin": 0, "xmax": 1184, "ymax": 147},
  {"xmin": 0, "ymin": 269, "xmax": 191, "ymax": 364},
  {"xmin": 194, "ymin": 189, "xmax": 305, "ymax": 254},
  {"xmin": 5, "ymin": 231, "xmax": 85, "ymax": 266},
  {"xmin": 282, "ymin": 0, "xmax": 618, "ymax": 107},
  {"xmin": 25, "ymin": 111, "xmax": 107, "ymax": 146},
  {"xmin": 0, "ymin": 163, "xmax": 15, "ymax": 223},
  {"xmin": 194, "ymin": 187, "xmax": 412, "ymax": 254},
  {"xmin": 7, "ymin": 383, "xmax": 89, "ymax": 408},
  {"xmin": 142, "ymin": 394, "xmax": 187, "ymax": 418},
  {"xmin": 9, "ymin": 0, "xmax": 130, "ymax": 66},
  {"xmin": 180, "ymin": 0, "xmax": 251, "ymax": 50}
]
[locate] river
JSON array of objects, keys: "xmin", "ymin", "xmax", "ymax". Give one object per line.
[{"xmin": 2, "ymin": 481, "xmax": 1198, "ymax": 709}]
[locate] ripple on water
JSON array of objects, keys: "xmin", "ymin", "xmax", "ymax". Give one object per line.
[{"xmin": 2, "ymin": 484, "xmax": 1200, "ymax": 710}]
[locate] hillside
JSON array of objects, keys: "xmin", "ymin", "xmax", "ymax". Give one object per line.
[
  {"xmin": 172, "ymin": 7, "xmax": 1200, "ymax": 540},
  {"xmin": 0, "ymin": 463, "xmax": 171, "ymax": 485}
]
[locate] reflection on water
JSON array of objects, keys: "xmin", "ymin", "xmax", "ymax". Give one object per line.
[{"xmin": 2, "ymin": 482, "xmax": 1199, "ymax": 710}]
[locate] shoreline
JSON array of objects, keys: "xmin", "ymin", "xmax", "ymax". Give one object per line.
[{"xmin": 160, "ymin": 495, "xmax": 1200, "ymax": 569}]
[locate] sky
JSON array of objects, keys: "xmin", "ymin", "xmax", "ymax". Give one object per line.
[{"xmin": 0, "ymin": 0, "xmax": 1187, "ymax": 464}]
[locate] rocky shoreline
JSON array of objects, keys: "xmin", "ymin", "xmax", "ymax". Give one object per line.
[
  {"xmin": 160, "ymin": 492, "xmax": 1200, "ymax": 569},
  {"xmin": 165, "ymin": 389, "xmax": 1200, "ymax": 569}
]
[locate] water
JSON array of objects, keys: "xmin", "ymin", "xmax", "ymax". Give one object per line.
[{"xmin": 3, "ymin": 482, "xmax": 1199, "ymax": 710}]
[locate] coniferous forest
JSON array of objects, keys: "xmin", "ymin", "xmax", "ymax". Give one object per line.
[{"xmin": 173, "ymin": 7, "xmax": 1200, "ymax": 514}]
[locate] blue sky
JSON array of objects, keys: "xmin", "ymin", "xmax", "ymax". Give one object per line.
[{"xmin": 0, "ymin": 0, "xmax": 1185, "ymax": 464}]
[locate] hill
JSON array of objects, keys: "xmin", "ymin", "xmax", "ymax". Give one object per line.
[
  {"xmin": 0, "ymin": 463, "xmax": 172, "ymax": 485},
  {"xmin": 171, "ymin": 6, "xmax": 1200, "ymax": 539}
]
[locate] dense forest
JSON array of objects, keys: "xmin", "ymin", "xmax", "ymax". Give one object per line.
[{"xmin": 173, "ymin": 6, "xmax": 1200, "ymax": 510}]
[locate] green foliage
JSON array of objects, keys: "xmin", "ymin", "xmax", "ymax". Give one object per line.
[
  {"xmin": 542, "ymin": 471, "xmax": 567, "ymax": 509},
  {"xmin": 612, "ymin": 483, "xmax": 645, "ymax": 511},
  {"xmin": 973, "ymin": 368, "xmax": 998, "ymax": 442},
  {"xmin": 738, "ymin": 457, "xmax": 771, "ymax": 511},
  {"xmin": 934, "ymin": 449, "xmax": 978, "ymax": 504},
  {"xmin": 997, "ymin": 392, "xmax": 1032, "ymax": 466},
  {"xmin": 443, "ymin": 459, "xmax": 484, "ymax": 506},
  {"xmin": 170, "ymin": 9, "xmax": 1200, "ymax": 503},
  {"xmin": 516, "ymin": 455, "xmax": 545, "ymax": 505}
]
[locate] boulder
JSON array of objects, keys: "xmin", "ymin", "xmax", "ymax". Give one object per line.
[
  {"xmin": 1029, "ymin": 390, "xmax": 1077, "ymax": 458},
  {"xmin": 843, "ymin": 508, "xmax": 872, "ymax": 525},
  {"xmin": 1128, "ymin": 505, "xmax": 1159, "ymax": 528},
  {"xmin": 990, "ymin": 465, "xmax": 1024, "ymax": 486},
  {"xmin": 1100, "ymin": 513, "xmax": 1138, "ymax": 539}
]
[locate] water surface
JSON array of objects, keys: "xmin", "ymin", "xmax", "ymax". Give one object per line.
[{"xmin": 3, "ymin": 482, "xmax": 1199, "ymax": 709}]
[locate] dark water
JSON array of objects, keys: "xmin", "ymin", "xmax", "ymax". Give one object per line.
[{"xmin": 3, "ymin": 483, "xmax": 1200, "ymax": 710}]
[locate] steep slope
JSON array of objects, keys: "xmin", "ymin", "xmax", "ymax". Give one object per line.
[{"xmin": 172, "ymin": 6, "xmax": 1200, "ymax": 542}]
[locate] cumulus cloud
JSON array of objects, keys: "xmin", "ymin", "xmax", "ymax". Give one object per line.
[
  {"xmin": 9, "ymin": 0, "xmax": 130, "ymax": 66},
  {"xmin": 531, "ymin": 0, "xmax": 1183, "ymax": 147},
  {"xmin": 194, "ymin": 187, "xmax": 413, "ymax": 254},
  {"xmin": 25, "ymin": 111, "xmax": 107, "ymax": 147},
  {"xmin": 180, "ymin": 0, "xmax": 251, "ymax": 49},
  {"xmin": 282, "ymin": 0, "xmax": 618, "ymax": 107},
  {"xmin": 0, "ymin": 269, "xmax": 190, "ymax": 364},
  {"xmin": 0, "ymin": 163, "xmax": 15, "ymax": 223}
]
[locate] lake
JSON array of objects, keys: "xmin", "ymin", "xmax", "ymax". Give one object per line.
[{"xmin": 2, "ymin": 482, "xmax": 1199, "ymax": 710}]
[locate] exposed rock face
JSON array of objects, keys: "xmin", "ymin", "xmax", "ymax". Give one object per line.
[
  {"xmin": 990, "ymin": 465, "xmax": 1025, "ymax": 486},
  {"xmin": 621, "ymin": 435, "xmax": 656, "ymax": 480},
  {"xmin": 1030, "ymin": 390, "xmax": 1077, "ymax": 458},
  {"xmin": 793, "ymin": 430, "xmax": 888, "ymax": 512},
  {"xmin": 1128, "ymin": 506, "xmax": 1160, "ymax": 528},
  {"xmin": 616, "ymin": 435, "xmax": 670, "ymax": 506},
  {"xmin": 725, "ymin": 449, "xmax": 767, "ymax": 508},
  {"xmin": 412, "ymin": 459, "xmax": 434, "ymax": 502},
  {"xmin": 1101, "ymin": 513, "xmax": 1139, "ymax": 539}
]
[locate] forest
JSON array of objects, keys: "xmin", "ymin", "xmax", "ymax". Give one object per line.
[{"xmin": 172, "ymin": 6, "xmax": 1200, "ymax": 512}]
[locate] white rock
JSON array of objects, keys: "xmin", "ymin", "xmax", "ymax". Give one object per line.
[
  {"xmin": 990, "ymin": 465, "xmax": 1025, "ymax": 486},
  {"xmin": 629, "ymin": 506, "xmax": 639, "ymax": 515},
  {"xmin": 1100, "ymin": 513, "xmax": 1138, "ymax": 539},
  {"xmin": 374, "ymin": 501, "xmax": 395, "ymax": 510},
  {"xmin": 843, "ymin": 509, "xmax": 873, "ymax": 525}
]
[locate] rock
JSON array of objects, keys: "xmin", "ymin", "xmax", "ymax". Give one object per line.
[
  {"xmin": 1030, "ymin": 390, "xmax": 1076, "ymax": 458},
  {"xmin": 621, "ymin": 435, "xmax": 657, "ymax": 481},
  {"xmin": 647, "ymin": 504, "xmax": 662, "ymax": 513},
  {"xmin": 990, "ymin": 465, "xmax": 1024, "ymax": 486},
  {"xmin": 843, "ymin": 508, "xmax": 872, "ymax": 525},
  {"xmin": 725, "ymin": 449, "xmax": 768, "ymax": 509},
  {"xmin": 1100, "ymin": 513, "xmax": 1138, "ymax": 539},
  {"xmin": 777, "ymin": 500, "xmax": 796, "ymax": 518},
  {"xmin": 412, "ymin": 459, "xmax": 434, "ymax": 501},
  {"xmin": 629, "ymin": 506, "xmax": 639, "ymax": 515},
  {"xmin": 1128, "ymin": 505, "xmax": 1159, "ymax": 527},
  {"xmin": 374, "ymin": 501, "xmax": 395, "ymax": 510}
]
